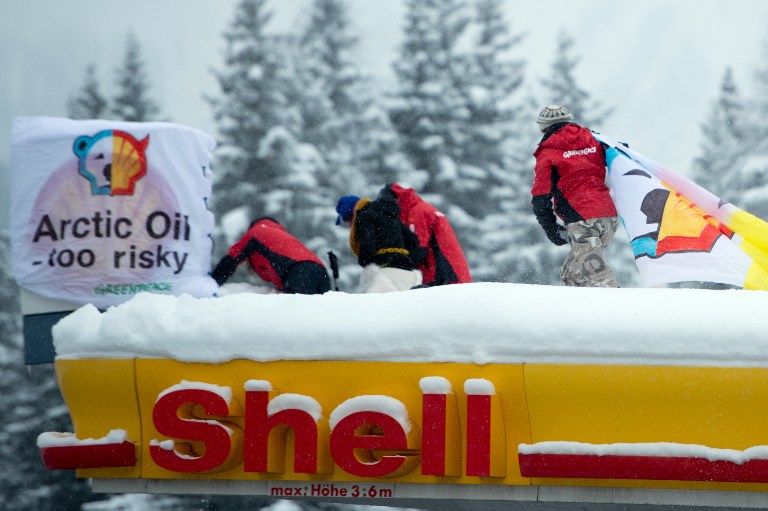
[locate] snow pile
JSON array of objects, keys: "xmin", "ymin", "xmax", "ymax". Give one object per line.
[
  {"xmin": 267, "ymin": 394, "xmax": 323, "ymax": 422},
  {"xmin": 156, "ymin": 380, "xmax": 233, "ymax": 404},
  {"xmin": 149, "ymin": 439, "xmax": 175, "ymax": 451},
  {"xmin": 419, "ymin": 376, "xmax": 452, "ymax": 394},
  {"xmin": 329, "ymin": 396, "xmax": 411, "ymax": 433},
  {"xmin": 51, "ymin": 282, "xmax": 768, "ymax": 367},
  {"xmin": 37, "ymin": 429, "xmax": 127, "ymax": 448},
  {"xmin": 519, "ymin": 441, "xmax": 768, "ymax": 464},
  {"xmin": 464, "ymin": 379, "xmax": 496, "ymax": 395}
]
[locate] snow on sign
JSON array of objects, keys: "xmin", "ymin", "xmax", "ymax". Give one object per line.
[
  {"xmin": 37, "ymin": 285, "xmax": 768, "ymax": 508},
  {"xmin": 10, "ymin": 117, "xmax": 218, "ymax": 309}
]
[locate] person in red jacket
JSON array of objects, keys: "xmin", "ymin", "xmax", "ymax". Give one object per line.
[
  {"xmin": 211, "ymin": 217, "xmax": 331, "ymax": 294},
  {"xmin": 378, "ymin": 183, "xmax": 471, "ymax": 286},
  {"xmin": 532, "ymin": 105, "xmax": 619, "ymax": 287}
]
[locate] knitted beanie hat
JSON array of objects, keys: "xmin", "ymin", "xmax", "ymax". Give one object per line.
[
  {"xmin": 335, "ymin": 195, "xmax": 360, "ymax": 225},
  {"xmin": 537, "ymin": 105, "xmax": 574, "ymax": 132}
]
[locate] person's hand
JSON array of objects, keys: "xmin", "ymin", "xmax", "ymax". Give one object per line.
[{"xmin": 546, "ymin": 224, "xmax": 568, "ymax": 246}]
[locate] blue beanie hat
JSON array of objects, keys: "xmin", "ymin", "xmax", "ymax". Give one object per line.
[{"xmin": 335, "ymin": 195, "xmax": 360, "ymax": 225}]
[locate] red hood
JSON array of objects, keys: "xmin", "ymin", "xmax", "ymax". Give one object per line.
[
  {"xmin": 389, "ymin": 183, "xmax": 421, "ymax": 211},
  {"xmin": 534, "ymin": 124, "xmax": 595, "ymax": 156},
  {"xmin": 253, "ymin": 218, "xmax": 285, "ymax": 232}
]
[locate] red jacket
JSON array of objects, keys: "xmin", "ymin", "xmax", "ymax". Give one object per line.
[
  {"xmin": 384, "ymin": 184, "xmax": 472, "ymax": 285},
  {"xmin": 532, "ymin": 124, "xmax": 617, "ymax": 225},
  {"xmin": 216, "ymin": 218, "xmax": 324, "ymax": 290}
]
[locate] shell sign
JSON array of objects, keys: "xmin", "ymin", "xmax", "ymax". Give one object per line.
[
  {"xmin": 10, "ymin": 117, "xmax": 218, "ymax": 308},
  {"xmin": 39, "ymin": 358, "xmax": 768, "ymax": 498}
]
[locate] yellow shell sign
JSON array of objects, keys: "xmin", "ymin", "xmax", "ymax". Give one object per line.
[{"xmin": 42, "ymin": 357, "xmax": 768, "ymax": 494}]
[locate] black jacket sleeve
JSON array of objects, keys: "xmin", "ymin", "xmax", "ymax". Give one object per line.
[
  {"xmin": 211, "ymin": 255, "xmax": 239, "ymax": 285},
  {"xmin": 354, "ymin": 208, "xmax": 379, "ymax": 267},
  {"xmin": 532, "ymin": 194, "xmax": 557, "ymax": 232},
  {"xmin": 403, "ymin": 226, "xmax": 427, "ymax": 266},
  {"xmin": 425, "ymin": 225, "xmax": 461, "ymax": 286},
  {"xmin": 532, "ymin": 194, "xmax": 567, "ymax": 246},
  {"xmin": 211, "ymin": 239, "xmax": 262, "ymax": 285}
]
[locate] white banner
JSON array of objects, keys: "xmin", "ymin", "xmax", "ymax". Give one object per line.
[
  {"xmin": 594, "ymin": 132, "xmax": 768, "ymax": 290},
  {"xmin": 11, "ymin": 117, "xmax": 218, "ymax": 308}
]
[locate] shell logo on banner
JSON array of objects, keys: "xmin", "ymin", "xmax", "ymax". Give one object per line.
[
  {"xmin": 73, "ymin": 129, "xmax": 149, "ymax": 196},
  {"xmin": 10, "ymin": 117, "xmax": 219, "ymax": 308}
]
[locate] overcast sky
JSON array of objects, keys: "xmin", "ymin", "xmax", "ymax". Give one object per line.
[{"xmin": 3, "ymin": 0, "xmax": 768, "ymax": 229}]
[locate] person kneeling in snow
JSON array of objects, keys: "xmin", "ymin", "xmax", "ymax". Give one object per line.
[
  {"xmin": 211, "ymin": 217, "xmax": 331, "ymax": 294},
  {"xmin": 378, "ymin": 183, "xmax": 472, "ymax": 286},
  {"xmin": 532, "ymin": 105, "xmax": 619, "ymax": 287},
  {"xmin": 335, "ymin": 194, "xmax": 424, "ymax": 293}
]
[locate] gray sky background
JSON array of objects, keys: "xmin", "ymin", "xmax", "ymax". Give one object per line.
[{"xmin": 3, "ymin": 0, "xmax": 768, "ymax": 229}]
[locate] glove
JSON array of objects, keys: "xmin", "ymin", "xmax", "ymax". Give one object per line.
[{"xmin": 546, "ymin": 224, "xmax": 568, "ymax": 246}]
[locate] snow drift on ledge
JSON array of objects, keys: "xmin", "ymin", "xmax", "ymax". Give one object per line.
[{"xmin": 52, "ymin": 282, "xmax": 768, "ymax": 367}]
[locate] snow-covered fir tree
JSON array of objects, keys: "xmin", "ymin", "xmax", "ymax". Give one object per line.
[
  {"xmin": 439, "ymin": 0, "xmax": 526, "ymax": 215},
  {"xmin": 298, "ymin": 0, "xmax": 407, "ymax": 193},
  {"xmin": 209, "ymin": 0, "xmax": 354, "ymax": 286},
  {"xmin": 388, "ymin": 0, "xmax": 502, "ymax": 286},
  {"xmin": 723, "ymin": 31, "xmax": 768, "ymax": 222},
  {"xmin": 0, "ymin": 232, "xmax": 94, "ymax": 510},
  {"xmin": 389, "ymin": 0, "xmax": 571, "ymax": 284},
  {"xmin": 0, "ymin": 231, "xmax": 18, "ymax": 327},
  {"xmin": 389, "ymin": 0, "xmax": 473, "ymax": 190},
  {"xmin": 540, "ymin": 30, "xmax": 611, "ymax": 129},
  {"xmin": 691, "ymin": 38, "xmax": 768, "ymax": 223},
  {"xmin": 294, "ymin": 0, "xmax": 415, "ymax": 284},
  {"xmin": 111, "ymin": 33, "xmax": 161, "ymax": 122},
  {"xmin": 693, "ymin": 67, "xmax": 748, "ymax": 194},
  {"xmin": 449, "ymin": 0, "xmax": 543, "ymax": 283},
  {"xmin": 245, "ymin": 35, "xmax": 338, "ymax": 249},
  {"xmin": 459, "ymin": 0, "xmax": 525, "ymax": 170},
  {"xmin": 208, "ymin": 0, "xmax": 305, "ymax": 246},
  {"xmin": 298, "ymin": 0, "xmax": 358, "ymax": 154},
  {"xmin": 66, "ymin": 63, "xmax": 108, "ymax": 120},
  {"xmin": 752, "ymin": 26, "xmax": 768, "ymax": 141}
]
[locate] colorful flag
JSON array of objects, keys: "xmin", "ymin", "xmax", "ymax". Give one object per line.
[
  {"xmin": 11, "ymin": 117, "xmax": 218, "ymax": 307},
  {"xmin": 593, "ymin": 132, "xmax": 768, "ymax": 290}
]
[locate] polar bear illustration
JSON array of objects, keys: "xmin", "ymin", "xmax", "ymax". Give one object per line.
[{"xmin": 73, "ymin": 129, "xmax": 149, "ymax": 195}]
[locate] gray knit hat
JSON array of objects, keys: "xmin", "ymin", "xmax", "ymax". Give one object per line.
[{"xmin": 537, "ymin": 105, "xmax": 574, "ymax": 132}]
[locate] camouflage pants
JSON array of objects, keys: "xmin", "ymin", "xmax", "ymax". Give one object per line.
[{"xmin": 560, "ymin": 217, "xmax": 619, "ymax": 288}]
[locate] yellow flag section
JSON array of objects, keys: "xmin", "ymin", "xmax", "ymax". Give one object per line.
[
  {"xmin": 44, "ymin": 358, "xmax": 768, "ymax": 492},
  {"xmin": 726, "ymin": 209, "xmax": 768, "ymax": 288},
  {"xmin": 594, "ymin": 132, "xmax": 768, "ymax": 290}
]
